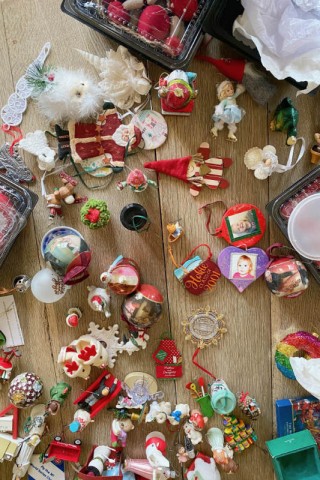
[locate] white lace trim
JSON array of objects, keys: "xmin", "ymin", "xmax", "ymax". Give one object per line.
[{"xmin": 1, "ymin": 42, "xmax": 51, "ymax": 127}]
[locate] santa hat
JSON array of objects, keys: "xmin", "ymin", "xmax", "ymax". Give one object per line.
[
  {"xmin": 144, "ymin": 156, "xmax": 192, "ymax": 183},
  {"xmin": 196, "ymin": 56, "xmax": 245, "ymax": 83}
]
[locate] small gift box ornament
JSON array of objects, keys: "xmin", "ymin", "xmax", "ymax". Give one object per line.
[{"xmin": 152, "ymin": 334, "xmax": 182, "ymax": 380}]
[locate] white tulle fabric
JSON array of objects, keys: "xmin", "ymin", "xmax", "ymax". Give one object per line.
[
  {"xmin": 290, "ymin": 357, "xmax": 320, "ymax": 400},
  {"xmin": 233, "ymin": 1, "xmax": 320, "ymax": 89}
]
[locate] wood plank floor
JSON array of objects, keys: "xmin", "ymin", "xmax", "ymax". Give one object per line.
[{"xmin": 0, "ymin": 1, "xmax": 318, "ymax": 478}]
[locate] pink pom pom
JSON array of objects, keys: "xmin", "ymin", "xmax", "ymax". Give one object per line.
[{"xmin": 138, "ymin": 5, "xmax": 171, "ymax": 41}]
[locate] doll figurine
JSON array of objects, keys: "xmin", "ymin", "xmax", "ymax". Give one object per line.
[
  {"xmin": 176, "ymin": 445, "xmax": 189, "ymax": 464},
  {"xmin": 111, "ymin": 417, "xmax": 134, "ymax": 447},
  {"xmin": 183, "ymin": 420, "xmax": 203, "ymax": 445},
  {"xmin": 211, "ymin": 81, "xmax": 246, "ymax": 142},
  {"xmin": 78, "ymin": 373, "xmax": 118, "ymax": 412},
  {"xmin": 117, "ymin": 169, "xmax": 158, "ymax": 192}
]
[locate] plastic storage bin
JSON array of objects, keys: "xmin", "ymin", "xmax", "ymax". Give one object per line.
[
  {"xmin": 0, "ymin": 175, "xmax": 38, "ymax": 268},
  {"xmin": 266, "ymin": 166, "xmax": 320, "ymax": 285},
  {"xmin": 61, "ymin": 0, "xmax": 212, "ymax": 69}
]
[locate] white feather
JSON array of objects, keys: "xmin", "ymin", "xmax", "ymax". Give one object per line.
[{"xmin": 36, "ymin": 68, "xmax": 104, "ymax": 123}]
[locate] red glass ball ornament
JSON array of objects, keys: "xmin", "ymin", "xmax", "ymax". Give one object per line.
[
  {"xmin": 164, "ymin": 36, "xmax": 183, "ymax": 56},
  {"xmin": 108, "ymin": 1, "xmax": 130, "ymax": 25},
  {"xmin": 171, "ymin": 0, "xmax": 198, "ymax": 22},
  {"xmin": 121, "ymin": 284, "xmax": 163, "ymax": 329},
  {"xmin": 138, "ymin": 6, "xmax": 170, "ymax": 41},
  {"xmin": 265, "ymin": 257, "xmax": 309, "ymax": 298}
]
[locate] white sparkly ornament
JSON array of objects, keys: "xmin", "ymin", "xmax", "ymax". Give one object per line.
[
  {"xmin": 31, "ymin": 268, "xmax": 68, "ymax": 303},
  {"xmin": 19, "ymin": 130, "xmax": 56, "ymax": 171}
]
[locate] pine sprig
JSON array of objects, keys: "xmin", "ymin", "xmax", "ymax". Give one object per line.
[{"xmin": 25, "ymin": 62, "xmax": 56, "ymax": 97}]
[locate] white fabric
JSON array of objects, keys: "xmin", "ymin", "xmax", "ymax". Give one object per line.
[
  {"xmin": 233, "ymin": 1, "xmax": 320, "ymax": 87},
  {"xmin": 290, "ymin": 357, "xmax": 320, "ymax": 399}
]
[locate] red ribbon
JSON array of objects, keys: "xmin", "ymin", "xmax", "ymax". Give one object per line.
[
  {"xmin": 1, "ymin": 124, "xmax": 23, "ymax": 155},
  {"xmin": 192, "ymin": 347, "xmax": 216, "ymax": 380}
]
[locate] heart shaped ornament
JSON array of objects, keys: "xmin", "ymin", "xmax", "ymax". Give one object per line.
[{"xmin": 218, "ymin": 247, "xmax": 269, "ymax": 292}]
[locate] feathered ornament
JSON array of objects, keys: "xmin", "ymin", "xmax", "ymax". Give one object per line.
[
  {"xmin": 77, "ymin": 46, "xmax": 151, "ymax": 110},
  {"xmin": 26, "ymin": 64, "xmax": 104, "ymax": 123}
]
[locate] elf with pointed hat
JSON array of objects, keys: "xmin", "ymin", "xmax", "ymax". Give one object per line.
[{"xmin": 144, "ymin": 142, "xmax": 232, "ymax": 197}]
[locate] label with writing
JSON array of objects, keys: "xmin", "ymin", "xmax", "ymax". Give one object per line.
[
  {"xmin": 156, "ymin": 365, "xmax": 183, "ymax": 379},
  {"xmin": 183, "ymin": 258, "xmax": 221, "ymax": 295},
  {"xmin": 28, "ymin": 455, "xmax": 65, "ymax": 480}
]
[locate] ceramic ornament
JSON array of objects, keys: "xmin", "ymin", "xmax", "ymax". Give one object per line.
[
  {"xmin": 117, "ymin": 169, "xmax": 157, "ymax": 193},
  {"xmin": 186, "ymin": 453, "xmax": 221, "ymax": 480},
  {"xmin": 270, "ymin": 97, "xmax": 299, "ymax": 146},
  {"xmin": 18, "ymin": 130, "xmax": 56, "ymax": 171},
  {"xmin": 87, "ymin": 286, "xmax": 111, "ymax": 318},
  {"xmin": 218, "ymin": 246, "xmax": 269, "ymax": 292},
  {"xmin": 157, "ymin": 70, "xmax": 198, "ymax": 116}
]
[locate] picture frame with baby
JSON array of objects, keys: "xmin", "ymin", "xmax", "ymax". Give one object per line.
[
  {"xmin": 229, "ymin": 253, "xmax": 258, "ymax": 280},
  {"xmin": 225, "ymin": 209, "xmax": 261, "ymax": 242}
]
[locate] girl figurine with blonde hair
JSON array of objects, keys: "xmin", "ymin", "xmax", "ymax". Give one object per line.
[{"xmin": 211, "ymin": 81, "xmax": 246, "ymax": 142}]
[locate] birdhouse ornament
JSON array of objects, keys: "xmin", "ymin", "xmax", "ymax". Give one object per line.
[{"xmin": 152, "ymin": 334, "xmax": 182, "ymax": 379}]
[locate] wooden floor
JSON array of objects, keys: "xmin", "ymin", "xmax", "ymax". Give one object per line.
[{"xmin": 0, "ymin": 1, "xmax": 319, "ymax": 479}]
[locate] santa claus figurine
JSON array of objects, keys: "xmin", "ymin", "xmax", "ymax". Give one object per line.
[
  {"xmin": 158, "ymin": 70, "xmax": 198, "ymax": 116},
  {"xmin": 87, "ymin": 286, "xmax": 111, "ymax": 318}
]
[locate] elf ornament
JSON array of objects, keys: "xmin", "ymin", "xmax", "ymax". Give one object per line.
[
  {"xmin": 144, "ymin": 142, "xmax": 232, "ymax": 196},
  {"xmin": 117, "ymin": 169, "xmax": 158, "ymax": 193},
  {"xmin": 270, "ymin": 98, "xmax": 299, "ymax": 146}
]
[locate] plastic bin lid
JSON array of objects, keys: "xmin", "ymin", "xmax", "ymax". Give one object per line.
[{"xmin": 288, "ymin": 194, "xmax": 320, "ymax": 261}]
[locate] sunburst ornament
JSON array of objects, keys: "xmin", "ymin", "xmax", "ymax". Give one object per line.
[
  {"xmin": 182, "ymin": 308, "xmax": 227, "ymax": 379},
  {"xmin": 182, "ymin": 307, "xmax": 227, "ymax": 349}
]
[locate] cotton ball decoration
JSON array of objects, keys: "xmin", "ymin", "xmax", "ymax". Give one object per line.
[
  {"xmin": 31, "ymin": 268, "xmax": 69, "ymax": 303},
  {"xmin": 26, "ymin": 65, "xmax": 104, "ymax": 123},
  {"xmin": 138, "ymin": 6, "xmax": 171, "ymax": 42}
]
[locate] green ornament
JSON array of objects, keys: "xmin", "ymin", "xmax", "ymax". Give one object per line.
[
  {"xmin": 270, "ymin": 97, "xmax": 299, "ymax": 146},
  {"xmin": 50, "ymin": 382, "xmax": 71, "ymax": 405},
  {"xmin": 80, "ymin": 199, "xmax": 110, "ymax": 229}
]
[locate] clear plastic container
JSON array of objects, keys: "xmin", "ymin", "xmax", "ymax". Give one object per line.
[
  {"xmin": 0, "ymin": 175, "xmax": 38, "ymax": 268},
  {"xmin": 266, "ymin": 166, "xmax": 320, "ymax": 284},
  {"xmin": 288, "ymin": 194, "xmax": 320, "ymax": 261},
  {"xmin": 61, "ymin": 0, "xmax": 213, "ymax": 69}
]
